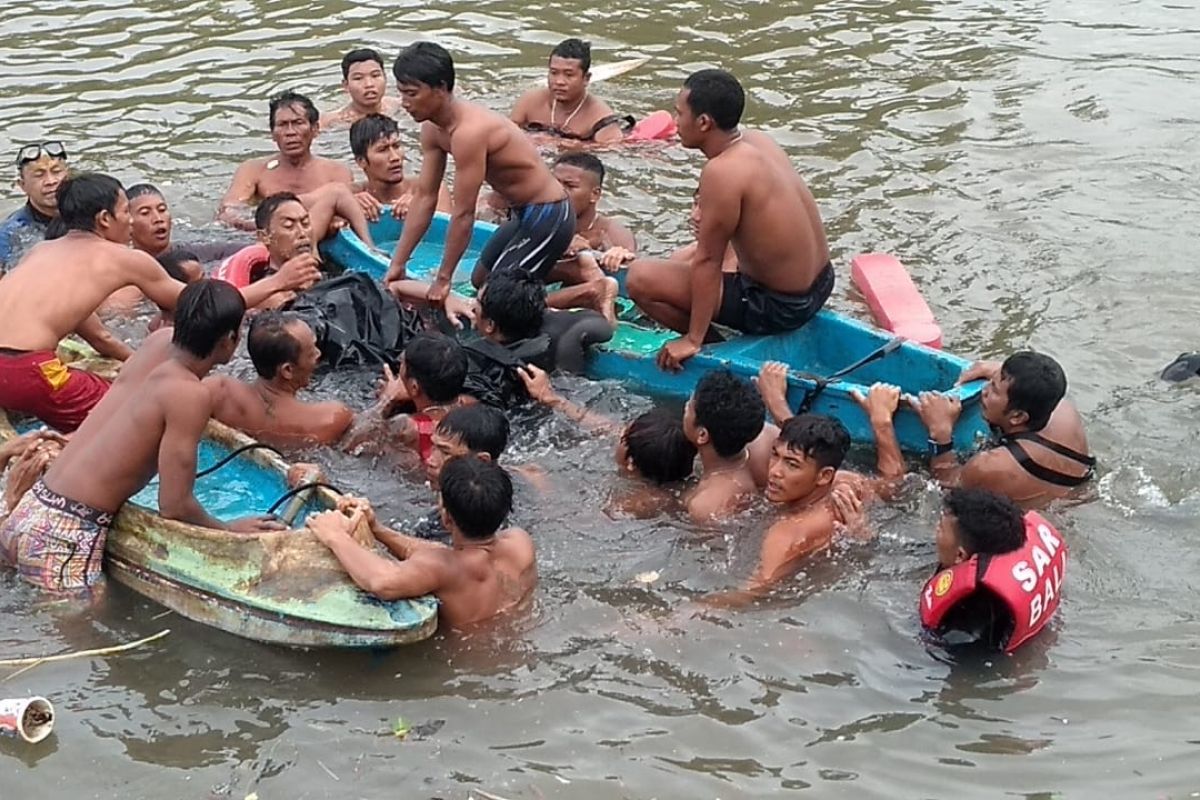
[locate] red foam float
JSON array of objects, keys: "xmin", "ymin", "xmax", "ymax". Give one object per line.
[
  {"xmin": 850, "ymin": 252, "xmax": 943, "ymax": 349},
  {"xmin": 627, "ymin": 110, "xmax": 677, "ymax": 142}
]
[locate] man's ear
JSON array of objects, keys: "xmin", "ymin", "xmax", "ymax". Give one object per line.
[
  {"xmin": 695, "ymin": 426, "xmax": 711, "ymax": 448},
  {"xmin": 256, "ymin": 229, "xmax": 271, "ymax": 246},
  {"xmin": 477, "ymin": 452, "xmax": 493, "ymax": 463},
  {"xmin": 954, "ymin": 545, "xmax": 970, "ymax": 566},
  {"xmin": 815, "ymin": 466, "xmax": 836, "ymax": 488}
]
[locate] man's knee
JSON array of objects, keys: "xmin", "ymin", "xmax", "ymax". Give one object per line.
[{"xmin": 626, "ymin": 260, "xmax": 655, "ymax": 301}]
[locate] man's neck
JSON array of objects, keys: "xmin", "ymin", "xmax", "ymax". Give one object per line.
[
  {"xmin": 276, "ymin": 150, "xmax": 315, "ymax": 169},
  {"xmin": 366, "ymin": 175, "xmax": 408, "ymax": 203},
  {"xmin": 699, "ymin": 446, "xmax": 748, "ymax": 475},
  {"xmin": 576, "ymin": 206, "xmax": 600, "ymax": 232},
  {"xmin": 429, "ymin": 97, "xmax": 460, "ymax": 130},
  {"xmin": 257, "ymin": 377, "xmax": 298, "ymax": 400},
  {"xmin": 700, "ymin": 128, "xmax": 745, "ymax": 160},
  {"xmin": 24, "ymin": 200, "xmax": 55, "ymax": 222},
  {"xmin": 172, "ymin": 347, "xmax": 217, "ymax": 379},
  {"xmin": 783, "ymin": 482, "xmax": 834, "ymax": 514},
  {"xmin": 351, "ymin": 99, "xmax": 382, "ymax": 117}
]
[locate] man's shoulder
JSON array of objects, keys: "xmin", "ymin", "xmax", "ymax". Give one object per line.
[
  {"xmin": 585, "ymin": 93, "xmax": 616, "ymax": 116},
  {"xmin": 768, "ymin": 503, "xmax": 837, "ymax": 542}
]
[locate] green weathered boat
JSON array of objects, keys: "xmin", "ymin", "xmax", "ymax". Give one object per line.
[{"xmin": 1, "ymin": 390, "xmax": 438, "ymax": 649}]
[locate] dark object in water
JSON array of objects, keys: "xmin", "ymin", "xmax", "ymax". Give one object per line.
[
  {"xmin": 287, "ymin": 273, "xmax": 423, "ymax": 369},
  {"xmin": 1161, "ymin": 352, "xmax": 1200, "ymax": 382}
]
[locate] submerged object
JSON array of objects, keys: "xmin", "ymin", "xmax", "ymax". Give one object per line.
[
  {"xmin": 322, "ymin": 216, "xmax": 989, "ymax": 455},
  {"xmin": 1161, "ymin": 352, "xmax": 1200, "ymax": 382},
  {"xmin": 0, "ymin": 412, "xmax": 438, "ymax": 648},
  {"xmin": 851, "ymin": 252, "xmax": 943, "ymax": 349},
  {"xmin": 0, "ymin": 696, "xmax": 54, "ymax": 743}
]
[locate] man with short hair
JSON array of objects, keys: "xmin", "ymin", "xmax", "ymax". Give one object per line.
[
  {"xmin": 307, "ymin": 457, "xmax": 537, "ymax": 629},
  {"xmin": 627, "ymin": 69, "xmax": 834, "ymax": 371},
  {"xmin": 384, "ymin": 42, "xmax": 575, "ymax": 304},
  {"xmin": 462, "ymin": 270, "xmax": 554, "ymax": 408},
  {"xmin": 321, "ymin": 48, "xmax": 405, "ymax": 129},
  {"xmin": 0, "ymin": 141, "xmax": 68, "ymax": 271},
  {"xmin": 349, "ymin": 114, "xmax": 452, "ymax": 220},
  {"xmin": 125, "ymin": 184, "xmax": 248, "ymax": 264},
  {"xmin": 219, "ymin": 91, "xmax": 355, "ymax": 230},
  {"xmin": 510, "ymin": 38, "xmax": 626, "ymax": 144},
  {"xmin": 0, "ymin": 280, "xmax": 283, "ymax": 592},
  {"xmin": 0, "ymin": 174, "xmax": 316, "ymax": 430},
  {"xmin": 683, "ymin": 369, "xmax": 766, "ymax": 522},
  {"xmin": 426, "ymin": 403, "xmax": 511, "ymax": 489}
]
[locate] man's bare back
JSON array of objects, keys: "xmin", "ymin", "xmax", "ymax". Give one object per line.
[{"xmin": 206, "ymin": 375, "xmax": 353, "ymax": 448}]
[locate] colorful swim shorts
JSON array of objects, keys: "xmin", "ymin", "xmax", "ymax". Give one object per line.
[{"xmin": 0, "ymin": 480, "xmax": 114, "ymax": 591}]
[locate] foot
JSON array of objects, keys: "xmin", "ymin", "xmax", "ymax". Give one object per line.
[{"xmin": 597, "ymin": 277, "xmax": 619, "ymax": 327}]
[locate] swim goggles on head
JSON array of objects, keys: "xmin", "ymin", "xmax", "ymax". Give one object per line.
[{"xmin": 15, "ymin": 141, "xmax": 68, "ymax": 168}]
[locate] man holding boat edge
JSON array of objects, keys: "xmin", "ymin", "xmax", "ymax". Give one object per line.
[{"xmin": 627, "ymin": 69, "xmax": 833, "ymax": 372}]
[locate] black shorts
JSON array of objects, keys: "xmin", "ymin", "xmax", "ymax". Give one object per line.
[
  {"xmin": 478, "ymin": 197, "xmax": 575, "ymax": 282},
  {"xmin": 714, "ymin": 262, "xmax": 835, "ymax": 335}
]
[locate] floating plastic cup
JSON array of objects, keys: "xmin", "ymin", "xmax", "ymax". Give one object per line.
[{"xmin": 0, "ymin": 696, "xmax": 54, "ymax": 743}]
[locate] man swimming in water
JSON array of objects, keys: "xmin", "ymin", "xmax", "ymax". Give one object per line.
[
  {"xmin": 626, "ymin": 69, "xmax": 834, "ymax": 371},
  {"xmin": 510, "ymin": 39, "xmax": 627, "ymax": 145},
  {"xmin": 0, "ymin": 141, "xmax": 68, "ymax": 271},
  {"xmin": 218, "ymin": 91, "xmax": 355, "ymax": 231},
  {"xmin": 307, "ymin": 456, "xmax": 536, "ymax": 629},
  {"xmin": 127, "ymin": 184, "xmax": 248, "ymax": 262},
  {"xmin": 0, "ymin": 280, "xmax": 283, "ymax": 592},
  {"xmin": 350, "ymin": 114, "xmax": 452, "ymax": 221},
  {"xmin": 384, "ymin": 42, "xmax": 575, "ymax": 305},
  {"xmin": 0, "ymin": 174, "xmax": 316, "ymax": 431},
  {"xmin": 682, "ymin": 369, "xmax": 765, "ymax": 523},
  {"xmin": 321, "ymin": 48, "xmax": 405, "ymax": 129}
]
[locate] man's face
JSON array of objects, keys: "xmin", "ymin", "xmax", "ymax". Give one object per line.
[
  {"xmin": 129, "ymin": 193, "xmax": 171, "ymax": 254},
  {"xmin": 271, "ymin": 103, "xmax": 317, "ymax": 159},
  {"xmin": 765, "ymin": 441, "xmax": 829, "ymax": 504},
  {"xmin": 426, "ymin": 430, "xmax": 472, "ymax": 488},
  {"xmin": 935, "ymin": 511, "xmax": 966, "ymax": 568},
  {"xmin": 98, "ymin": 190, "xmax": 133, "ymax": 245},
  {"xmin": 17, "ymin": 156, "xmax": 68, "ymax": 216},
  {"xmin": 358, "ymin": 134, "xmax": 405, "ymax": 184},
  {"xmin": 344, "ymin": 60, "xmax": 386, "ymax": 110},
  {"xmin": 261, "ymin": 200, "xmax": 312, "ymax": 263},
  {"xmin": 553, "ymin": 163, "xmax": 600, "ymax": 218},
  {"xmin": 673, "ymin": 89, "xmax": 705, "ymax": 149},
  {"xmin": 283, "ymin": 320, "xmax": 321, "ymax": 388},
  {"xmin": 398, "ymin": 82, "xmax": 443, "ymax": 123},
  {"xmin": 547, "ymin": 56, "xmax": 588, "ymax": 103},
  {"xmin": 981, "ymin": 370, "xmax": 1014, "ymax": 427}
]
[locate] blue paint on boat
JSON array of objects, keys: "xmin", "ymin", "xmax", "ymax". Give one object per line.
[{"xmin": 321, "ymin": 213, "xmax": 991, "ymax": 454}]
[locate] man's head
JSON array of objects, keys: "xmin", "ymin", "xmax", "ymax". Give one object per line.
[
  {"xmin": 552, "ymin": 152, "xmax": 605, "ymax": 219},
  {"xmin": 393, "ymin": 42, "xmax": 455, "ymax": 123},
  {"xmin": 766, "ymin": 414, "xmax": 850, "ymax": 504},
  {"xmin": 616, "ymin": 408, "xmax": 697, "ymax": 484},
  {"xmin": 171, "ymin": 279, "xmax": 246, "ymax": 364},
  {"xmin": 340, "ymin": 48, "xmax": 387, "ymax": 111},
  {"xmin": 547, "ymin": 38, "xmax": 591, "ymax": 103},
  {"xmin": 127, "ymin": 183, "xmax": 172, "ymax": 255},
  {"xmin": 936, "ymin": 487, "xmax": 1026, "ymax": 569},
  {"xmin": 684, "ymin": 369, "xmax": 765, "ymax": 458},
  {"xmin": 15, "ymin": 141, "xmax": 68, "ymax": 218},
  {"xmin": 157, "ymin": 247, "xmax": 203, "ymax": 285},
  {"xmin": 477, "ymin": 271, "xmax": 546, "ymax": 343},
  {"xmin": 268, "ymin": 90, "xmax": 320, "ymax": 159},
  {"xmin": 438, "ymin": 456, "xmax": 513, "ymax": 541},
  {"xmin": 56, "ymin": 173, "xmax": 131, "ymax": 244},
  {"xmin": 401, "ymin": 332, "xmax": 468, "ymax": 403},
  {"xmin": 255, "ymin": 192, "xmax": 312, "ymax": 264},
  {"xmin": 675, "ymin": 69, "xmax": 745, "ymax": 149},
  {"xmin": 981, "ymin": 351, "xmax": 1067, "ymax": 432},
  {"xmin": 350, "ymin": 114, "xmax": 405, "ymax": 185},
  {"xmin": 429, "ymin": 404, "xmax": 510, "ymax": 487},
  {"xmin": 247, "ymin": 312, "xmax": 321, "ymax": 389}
]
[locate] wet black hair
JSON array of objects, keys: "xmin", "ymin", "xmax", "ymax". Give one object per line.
[
  {"xmin": 692, "ymin": 369, "xmax": 764, "ymax": 458},
  {"xmin": 439, "ymin": 456, "xmax": 513, "ymax": 540},
  {"xmin": 553, "ymin": 151, "xmax": 605, "ymax": 187},
  {"xmin": 437, "ymin": 404, "xmax": 509, "ymax": 460},
  {"xmin": 683, "ymin": 69, "xmax": 745, "ymax": 131},
  {"xmin": 268, "ymin": 90, "xmax": 319, "ymax": 128},
  {"xmin": 550, "ymin": 38, "xmax": 591, "ymax": 73},
  {"xmin": 126, "ymin": 183, "xmax": 164, "ymax": 203},
  {"xmin": 57, "ymin": 173, "xmax": 123, "ymax": 233},
  {"xmin": 480, "ymin": 271, "xmax": 546, "ymax": 342},
  {"xmin": 341, "ymin": 48, "xmax": 384, "ymax": 80},
  {"xmin": 157, "ymin": 247, "xmax": 201, "ymax": 283},
  {"xmin": 403, "ymin": 332, "xmax": 468, "ymax": 402},
  {"xmin": 1000, "ymin": 351, "xmax": 1067, "ymax": 431},
  {"xmin": 247, "ymin": 311, "xmax": 305, "ymax": 379},
  {"xmin": 393, "ymin": 42, "xmax": 455, "ymax": 92},
  {"xmin": 777, "ymin": 413, "xmax": 850, "ymax": 471},
  {"xmin": 255, "ymin": 191, "xmax": 303, "ymax": 232},
  {"xmin": 172, "ymin": 279, "xmax": 246, "ymax": 358},
  {"xmin": 623, "ymin": 408, "xmax": 696, "ymax": 484},
  {"xmin": 349, "ymin": 114, "xmax": 400, "ymax": 160},
  {"xmin": 943, "ymin": 488, "xmax": 1026, "ymax": 557},
  {"xmin": 43, "ymin": 217, "xmax": 67, "ymax": 241}
]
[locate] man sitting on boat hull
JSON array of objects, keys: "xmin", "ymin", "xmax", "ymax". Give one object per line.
[
  {"xmin": 0, "ymin": 280, "xmax": 284, "ymax": 593},
  {"xmin": 626, "ymin": 69, "xmax": 834, "ymax": 371}
]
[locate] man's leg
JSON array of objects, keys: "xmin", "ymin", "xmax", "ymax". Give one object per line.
[
  {"xmin": 547, "ymin": 277, "xmax": 619, "ymax": 325},
  {"xmin": 626, "ymin": 258, "xmax": 703, "ymax": 333}
]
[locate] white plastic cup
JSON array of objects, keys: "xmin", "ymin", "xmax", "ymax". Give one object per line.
[{"xmin": 0, "ymin": 696, "xmax": 54, "ymax": 743}]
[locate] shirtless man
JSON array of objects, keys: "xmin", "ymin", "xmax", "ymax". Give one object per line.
[
  {"xmin": 219, "ymin": 91, "xmax": 354, "ymax": 231},
  {"xmin": 384, "ymin": 42, "xmax": 575, "ymax": 305},
  {"xmin": 682, "ymin": 369, "xmax": 765, "ymax": 523},
  {"xmin": 321, "ymin": 48, "xmax": 405, "ymax": 129},
  {"xmin": 510, "ymin": 39, "xmax": 626, "ymax": 145},
  {"xmin": 306, "ymin": 456, "xmax": 536, "ymax": 629},
  {"xmin": 627, "ymin": 188, "xmax": 738, "ymax": 284},
  {"xmin": 0, "ymin": 174, "xmax": 316, "ymax": 431},
  {"xmin": 873, "ymin": 351, "xmax": 1094, "ymax": 509},
  {"xmin": 626, "ymin": 69, "xmax": 834, "ymax": 371},
  {"xmin": 350, "ymin": 114, "xmax": 451, "ymax": 221},
  {"xmin": 0, "ymin": 280, "xmax": 282, "ymax": 592}
]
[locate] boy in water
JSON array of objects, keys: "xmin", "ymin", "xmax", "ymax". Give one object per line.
[
  {"xmin": 321, "ymin": 48, "xmax": 406, "ymax": 129},
  {"xmin": 307, "ymin": 456, "xmax": 536, "ymax": 629},
  {"xmin": 683, "ymin": 369, "xmax": 765, "ymax": 522}
]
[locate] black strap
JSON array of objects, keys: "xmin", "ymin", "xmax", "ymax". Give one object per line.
[
  {"xmin": 1002, "ymin": 439, "xmax": 1094, "ymax": 487},
  {"xmin": 523, "ymin": 115, "xmax": 635, "ymax": 142},
  {"xmin": 1006, "ymin": 431, "xmax": 1096, "ymax": 467}
]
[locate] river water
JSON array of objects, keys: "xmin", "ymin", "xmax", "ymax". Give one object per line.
[{"xmin": 3, "ymin": 0, "xmax": 1200, "ymax": 797}]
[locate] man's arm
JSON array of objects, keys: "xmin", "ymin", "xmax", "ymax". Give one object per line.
[
  {"xmin": 157, "ymin": 384, "xmax": 226, "ymax": 529},
  {"xmin": 217, "ymin": 161, "xmax": 261, "ymax": 231},
  {"xmin": 426, "ymin": 126, "xmax": 488, "ymax": 299},
  {"xmin": 705, "ymin": 514, "xmax": 834, "ymax": 607},
  {"xmin": 308, "ymin": 511, "xmax": 446, "ymax": 600},
  {"xmin": 74, "ymin": 313, "xmax": 133, "ymax": 361},
  {"xmin": 517, "ymin": 364, "xmax": 615, "ymax": 432},
  {"xmin": 386, "ymin": 125, "xmax": 447, "ymax": 283},
  {"xmin": 131, "ymin": 247, "xmax": 319, "ymax": 312},
  {"xmin": 509, "ymin": 89, "xmax": 538, "ymax": 126}
]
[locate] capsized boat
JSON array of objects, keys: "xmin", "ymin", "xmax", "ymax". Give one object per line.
[{"xmin": 321, "ymin": 215, "xmax": 989, "ymax": 454}]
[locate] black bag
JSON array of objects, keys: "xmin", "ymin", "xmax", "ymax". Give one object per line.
[
  {"xmin": 462, "ymin": 335, "xmax": 553, "ymax": 408},
  {"xmin": 286, "ymin": 273, "xmax": 423, "ymax": 369}
]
